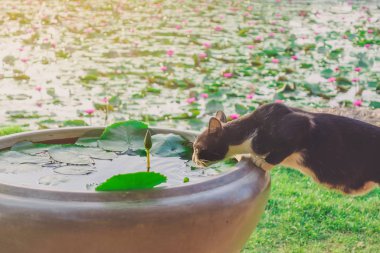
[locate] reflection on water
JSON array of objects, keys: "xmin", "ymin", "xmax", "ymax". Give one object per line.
[{"xmin": 0, "ymin": 152, "xmax": 229, "ymax": 192}]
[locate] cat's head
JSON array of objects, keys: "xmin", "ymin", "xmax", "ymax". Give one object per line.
[{"xmin": 192, "ymin": 111, "xmax": 229, "ymax": 167}]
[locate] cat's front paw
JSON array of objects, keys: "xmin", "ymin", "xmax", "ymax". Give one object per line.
[{"xmin": 250, "ymin": 153, "xmax": 274, "ymax": 171}]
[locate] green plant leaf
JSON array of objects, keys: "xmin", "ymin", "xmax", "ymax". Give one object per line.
[
  {"xmin": 95, "ymin": 172, "xmax": 167, "ymax": 191},
  {"xmin": 150, "ymin": 134, "xmax": 192, "ymax": 159},
  {"xmin": 98, "ymin": 120, "xmax": 148, "ymax": 152},
  {"xmin": 205, "ymin": 99, "xmax": 224, "ymax": 114},
  {"xmin": 48, "ymin": 145, "xmax": 117, "ymax": 165},
  {"xmin": 11, "ymin": 141, "xmax": 56, "ymax": 155},
  {"xmin": 75, "ymin": 137, "xmax": 99, "ymax": 147},
  {"xmin": 369, "ymin": 101, "xmax": 380, "ymax": 109}
]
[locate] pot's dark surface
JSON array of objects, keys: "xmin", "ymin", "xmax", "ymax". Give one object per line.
[{"xmin": 0, "ymin": 127, "xmax": 270, "ymax": 253}]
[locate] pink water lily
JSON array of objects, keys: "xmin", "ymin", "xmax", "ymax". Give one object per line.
[
  {"xmin": 200, "ymin": 93, "xmax": 209, "ymax": 98},
  {"xmin": 335, "ymin": 67, "xmax": 340, "ymax": 72},
  {"xmin": 254, "ymin": 36, "xmax": 263, "ymax": 42},
  {"xmin": 353, "ymin": 99, "xmax": 362, "ymax": 107},
  {"xmin": 247, "ymin": 45, "xmax": 254, "ymax": 49},
  {"xmin": 199, "ymin": 52, "xmax": 207, "ymax": 59},
  {"xmin": 160, "ymin": 66, "xmax": 168, "ymax": 72},
  {"xmin": 352, "ymin": 77, "xmax": 360, "ymax": 82},
  {"xmin": 327, "ymin": 77, "xmax": 336, "ymax": 82},
  {"xmin": 354, "ymin": 67, "xmax": 361, "ymax": 72},
  {"xmin": 84, "ymin": 108, "xmax": 95, "ymax": 115},
  {"xmin": 21, "ymin": 58, "xmax": 29, "ymax": 63},
  {"xmin": 203, "ymin": 42, "xmax": 211, "ymax": 49},
  {"xmin": 166, "ymin": 49, "xmax": 174, "ymax": 57},
  {"xmin": 223, "ymin": 72, "xmax": 233, "ymax": 78},
  {"xmin": 278, "ymin": 27, "xmax": 285, "ymax": 33},
  {"xmin": 229, "ymin": 114, "xmax": 240, "ymax": 120},
  {"xmin": 186, "ymin": 97, "xmax": 196, "ymax": 104},
  {"xmin": 272, "ymin": 58, "xmax": 279, "ymax": 64},
  {"xmin": 367, "ymin": 29, "xmax": 373, "ymax": 34},
  {"xmin": 275, "ymin": 99, "xmax": 284, "ymax": 103},
  {"xmin": 246, "ymin": 93, "xmax": 254, "ymax": 99},
  {"xmin": 214, "ymin": 26, "xmax": 223, "ymax": 32},
  {"xmin": 364, "ymin": 44, "xmax": 371, "ymax": 49},
  {"xmin": 291, "ymin": 55, "xmax": 298, "ymax": 60},
  {"xmin": 268, "ymin": 32, "xmax": 275, "ymax": 37},
  {"xmin": 101, "ymin": 97, "xmax": 109, "ymax": 103},
  {"xmin": 34, "ymin": 85, "xmax": 42, "ymax": 92},
  {"xmin": 175, "ymin": 25, "xmax": 182, "ymax": 30}
]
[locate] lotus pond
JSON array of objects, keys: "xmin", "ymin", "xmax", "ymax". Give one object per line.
[{"xmin": 0, "ymin": 0, "xmax": 379, "ymax": 132}]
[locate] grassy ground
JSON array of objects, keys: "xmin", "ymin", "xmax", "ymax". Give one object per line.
[{"xmin": 243, "ymin": 168, "xmax": 380, "ymax": 253}]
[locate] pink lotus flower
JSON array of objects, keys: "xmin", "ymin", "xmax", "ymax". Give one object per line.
[
  {"xmin": 214, "ymin": 26, "xmax": 223, "ymax": 32},
  {"xmin": 18, "ymin": 47, "xmax": 24, "ymax": 52},
  {"xmin": 35, "ymin": 85, "xmax": 42, "ymax": 92},
  {"xmin": 229, "ymin": 114, "xmax": 240, "ymax": 120},
  {"xmin": 364, "ymin": 44, "xmax": 371, "ymax": 49},
  {"xmin": 342, "ymin": 35, "xmax": 348, "ymax": 39},
  {"xmin": 84, "ymin": 108, "xmax": 95, "ymax": 115},
  {"xmin": 203, "ymin": 42, "xmax": 211, "ymax": 49},
  {"xmin": 186, "ymin": 97, "xmax": 196, "ymax": 104},
  {"xmin": 268, "ymin": 32, "xmax": 275, "ymax": 37},
  {"xmin": 160, "ymin": 66, "xmax": 168, "ymax": 72},
  {"xmin": 200, "ymin": 93, "xmax": 209, "ymax": 98},
  {"xmin": 223, "ymin": 72, "xmax": 233, "ymax": 78},
  {"xmin": 335, "ymin": 67, "xmax": 340, "ymax": 72},
  {"xmin": 272, "ymin": 58, "xmax": 280, "ymax": 64},
  {"xmin": 254, "ymin": 36, "xmax": 263, "ymax": 41},
  {"xmin": 327, "ymin": 77, "xmax": 336, "ymax": 82},
  {"xmin": 21, "ymin": 58, "xmax": 29, "ymax": 63},
  {"xmin": 367, "ymin": 29, "xmax": 373, "ymax": 34},
  {"xmin": 246, "ymin": 93, "xmax": 254, "ymax": 99},
  {"xmin": 166, "ymin": 49, "xmax": 174, "ymax": 57},
  {"xmin": 278, "ymin": 27, "xmax": 285, "ymax": 33},
  {"xmin": 175, "ymin": 25, "xmax": 182, "ymax": 30},
  {"xmin": 291, "ymin": 55, "xmax": 298, "ymax": 60},
  {"xmin": 185, "ymin": 29, "xmax": 192, "ymax": 34},
  {"xmin": 247, "ymin": 45, "xmax": 254, "ymax": 49},
  {"xmin": 247, "ymin": 6, "xmax": 253, "ymax": 11},
  {"xmin": 199, "ymin": 52, "xmax": 207, "ymax": 59},
  {"xmin": 84, "ymin": 27, "xmax": 93, "ymax": 34},
  {"xmin": 354, "ymin": 67, "xmax": 361, "ymax": 72},
  {"xmin": 275, "ymin": 99, "xmax": 284, "ymax": 103},
  {"xmin": 101, "ymin": 97, "xmax": 109, "ymax": 103},
  {"xmin": 352, "ymin": 77, "xmax": 360, "ymax": 83},
  {"xmin": 353, "ymin": 99, "xmax": 362, "ymax": 107}
]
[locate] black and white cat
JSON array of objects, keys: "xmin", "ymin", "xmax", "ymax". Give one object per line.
[{"xmin": 192, "ymin": 103, "xmax": 380, "ymax": 195}]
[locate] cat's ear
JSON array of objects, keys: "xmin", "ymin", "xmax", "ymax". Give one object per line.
[
  {"xmin": 215, "ymin": 111, "xmax": 227, "ymax": 123},
  {"xmin": 208, "ymin": 117, "xmax": 223, "ymax": 134}
]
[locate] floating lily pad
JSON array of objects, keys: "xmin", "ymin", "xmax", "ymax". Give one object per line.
[
  {"xmin": 0, "ymin": 151, "xmax": 51, "ymax": 164},
  {"xmin": 150, "ymin": 134, "xmax": 192, "ymax": 159},
  {"xmin": 48, "ymin": 145, "xmax": 116, "ymax": 164},
  {"xmin": 75, "ymin": 137, "xmax": 99, "ymax": 147},
  {"xmin": 0, "ymin": 161, "xmax": 42, "ymax": 174},
  {"xmin": 54, "ymin": 165, "xmax": 96, "ymax": 175},
  {"xmin": 11, "ymin": 141, "xmax": 56, "ymax": 155},
  {"xmin": 98, "ymin": 120, "xmax": 148, "ymax": 152},
  {"xmin": 49, "ymin": 146, "xmax": 94, "ymax": 165},
  {"xmin": 96, "ymin": 172, "xmax": 167, "ymax": 191}
]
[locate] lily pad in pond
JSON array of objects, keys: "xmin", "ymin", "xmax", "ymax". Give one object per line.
[
  {"xmin": 96, "ymin": 172, "xmax": 167, "ymax": 191},
  {"xmin": 75, "ymin": 137, "xmax": 99, "ymax": 148},
  {"xmin": 54, "ymin": 165, "xmax": 96, "ymax": 175},
  {"xmin": 150, "ymin": 134, "xmax": 192, "ymax": 159},
  {"xmin": 11, "ymin": 141, "xmax": 57, "ymax": 155},
  {"xmin": 48, "ymin": 145, "xmax": 116, "ymax": 164},
  {"xmin": 0, "ymin": 161, "xmax": 42, "ymax": 174},
  {"xmin": 0, "ymin": 151, "xmax": 51, "ymax": 164},
  {"xmin": 98, "ymin": 121, "xmax": 148, "ymax": 152}
]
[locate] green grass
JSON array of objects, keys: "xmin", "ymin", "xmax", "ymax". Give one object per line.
[
  {"xmin": 0, "ymin": 125, "xmax": 24, "ymax": 136},
  {"xmin": 243, "ymin": 168, "xmax": 380, "ymax": 253}
]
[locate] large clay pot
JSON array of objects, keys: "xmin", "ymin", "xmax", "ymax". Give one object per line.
[{"xmin": 0, "ymin": 127, "xmax": 270, "ymax": 253}]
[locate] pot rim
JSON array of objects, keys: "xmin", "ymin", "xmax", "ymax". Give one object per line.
[{"xmin": 0, "ymin": 127, "xmax": 268, "ymax": 202}]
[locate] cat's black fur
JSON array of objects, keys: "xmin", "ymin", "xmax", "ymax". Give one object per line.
[{"xmin": 193, "ymin": 103, "xmax": 380, "ymax": 195}]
